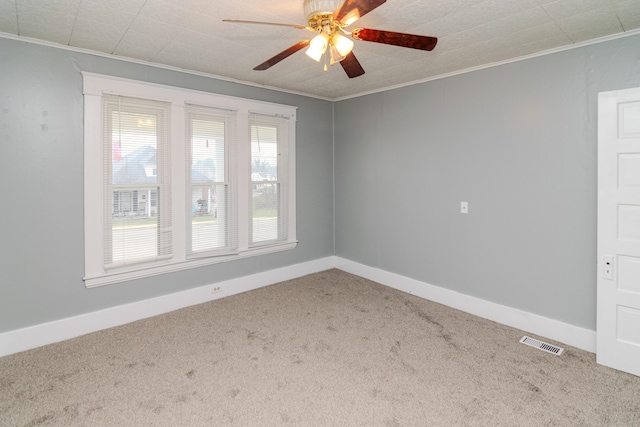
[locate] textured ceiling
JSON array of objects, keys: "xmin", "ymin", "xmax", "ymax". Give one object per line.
[{"xmin": 1, "ymin": 0, "xmax": 639, "ymax": 100}]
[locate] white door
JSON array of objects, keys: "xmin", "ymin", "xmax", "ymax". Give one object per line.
[{"xmin": 597, "ymin": 87, "xmax": 640, "ymax": 377}]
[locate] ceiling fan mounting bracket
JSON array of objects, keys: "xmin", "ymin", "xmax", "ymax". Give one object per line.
[
  {"xmin": 303, "ymin": 0, "xmax": 342, "ymax": 22},
  {"xmin": 306, "ymin": 14, "xmax": 344, "ymax": 35}
]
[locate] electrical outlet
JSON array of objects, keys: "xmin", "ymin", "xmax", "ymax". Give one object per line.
[{"xmin": 212, "ymin": 286, "xmax": 222, "ymax": 293}]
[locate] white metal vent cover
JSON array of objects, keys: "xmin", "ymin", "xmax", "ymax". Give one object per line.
[{"xmin": 519, "ymin": 336, "xmax": 564, "ymax": 355}]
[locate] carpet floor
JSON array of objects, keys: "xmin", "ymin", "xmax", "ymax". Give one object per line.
[{"xmin": 1, "ymin": 269, "xmax": 639, "ymax": 426}]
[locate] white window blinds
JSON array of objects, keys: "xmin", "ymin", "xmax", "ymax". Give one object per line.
[
  {"xmin": 250, "ymin": 113, "xmax": 289, "ymax": 245},
  {"xmin": 186, "ymin": 105, "xmax": 237, "ymax": 256},
  {"xmin": 102, "ymin": 95, "xmax": 171, "ymax": 268}
]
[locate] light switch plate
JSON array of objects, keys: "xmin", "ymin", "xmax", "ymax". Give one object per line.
[{"xmin": 461, "ymin": 201, "xmax": 468, "ymax": 214}]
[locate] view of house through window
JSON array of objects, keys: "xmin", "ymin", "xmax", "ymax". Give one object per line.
[{"xmin": 104, "ymin": 96, "xmax": 171, "ymax": 267}]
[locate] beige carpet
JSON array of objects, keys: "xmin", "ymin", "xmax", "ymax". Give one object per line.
[{"xmin": 1, "ymin": 269, "xmax": 639, "ymax": 426}]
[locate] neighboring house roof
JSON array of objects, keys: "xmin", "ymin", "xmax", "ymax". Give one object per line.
[
  {"xmin": 112, "ymin": 145, "xmax": 212, "ymax": 185},
  {"xmin": 112, "ymin": 145, "xmax": 157, "ymax": 185}
]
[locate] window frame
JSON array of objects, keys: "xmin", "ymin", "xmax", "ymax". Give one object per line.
[{"xmin": 83, "ymin": 73, "xmax": 297, "ymax": 288}]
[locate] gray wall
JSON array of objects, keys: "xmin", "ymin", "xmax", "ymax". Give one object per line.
[
  {"xmin": 2, "ymin": 32, "xmax": 639, "ymax": 336},
  {"xmin": 0, "ymin": 37, "xmax": 334, "ymax": 333},
  {"xmin": 334, "ymin": 34, "xmax": 640, "ymax": 331}
]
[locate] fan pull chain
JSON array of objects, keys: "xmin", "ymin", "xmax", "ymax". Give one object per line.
[{"xmin": 324, "ymin": 48, "xmax": 328, "ymax": 72}]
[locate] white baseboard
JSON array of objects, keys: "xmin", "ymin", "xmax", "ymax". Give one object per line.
[
  {"xmin": 0, "ymin": 256, "xmax": 595, "ymax": 358},
  {"xmin": 0, "ymin": 256, "xmax": 336, "ymax": 358},
  {"xmin": 334, "ymin": 258, "xmax": 596, "ymax": 353}
]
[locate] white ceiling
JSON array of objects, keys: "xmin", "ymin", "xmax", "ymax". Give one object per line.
[{"xmin": 1, "ymin": 0, "xmax": 639, "ymax": 100}]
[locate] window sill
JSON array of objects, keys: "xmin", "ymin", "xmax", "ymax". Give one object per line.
[{"xmin": 84, "ymin": 241, "xmax": 298, "ymax": 288}]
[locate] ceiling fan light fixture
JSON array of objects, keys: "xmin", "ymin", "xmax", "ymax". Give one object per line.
[
  {"xmin": 305, "ymin": 33, "xmax": 329, "ymax": 62},
  {"xmin": 305, "ymin": 47, "xmax": 323, "ymax": 62},
  {"xmin": 332, "ymin": 33, "xmax": 354, "ymax": 57},
  {"xmin": 329, "ymin": 44, "xmax": 344, "ymax": 64}
]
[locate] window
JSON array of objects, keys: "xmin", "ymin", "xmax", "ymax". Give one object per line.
[
  {"xmin": 83, "ymin": 73, "xmax": 297, "ymax": 287},
  {"xmin": 102, "ymin": 95, "xmax": 171, "ymax": 268},
  {"xmin": 250, "ymin": 114, "xmax": 291, "ymax": 245},
  {"xmin": 186, "ymin": 105, "xmax": 236, "ymax": 257}
]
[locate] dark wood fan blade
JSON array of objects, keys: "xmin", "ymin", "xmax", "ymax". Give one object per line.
[
  {"xmin": 340, "ymin": 51, "xmax": 365, "ymax": 78},
  {"xmin": 352, "ymin": 28, "xmax": 437, "ymax": 51},
  {"xmin": 333, "ymin": 0, "xmax": 386, "ymax": 26},
  {"xmin": 223, "ymin": 19, "xmax": 311, "ymax": 30},
  {"xmin": 253, "ymin": 40, "xmax": 311, "ymax": 71}
]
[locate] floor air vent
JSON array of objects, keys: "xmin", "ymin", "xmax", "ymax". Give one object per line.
[{"xmin": 519, "ymin": 336, "xmax": 564, "ymax": 355}]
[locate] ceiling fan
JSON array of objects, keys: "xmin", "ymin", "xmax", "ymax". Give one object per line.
[{"xmin": 223, "ymin": 0, "xmax": 437, "ymax": 78}]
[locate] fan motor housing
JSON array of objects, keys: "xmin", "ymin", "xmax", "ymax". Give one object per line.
[{"xmin": 303, "ymin": 0, "xmax": 341, "ymax": 21}]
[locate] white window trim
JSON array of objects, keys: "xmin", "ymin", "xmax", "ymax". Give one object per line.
[{"xmin": 83, "ymin": 72, "xmax": 297, "ymax": 288}]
